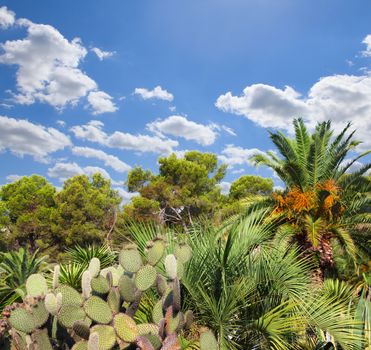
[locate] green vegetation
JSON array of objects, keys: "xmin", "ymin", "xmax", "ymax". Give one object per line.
[{"xmin": 0, "ymin": 119, "xmax": 370, "ymax": 349}]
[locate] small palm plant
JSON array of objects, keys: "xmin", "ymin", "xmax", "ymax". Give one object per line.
[
  {"xmin": 251, "ymin": 118, "xmax": 371, "ymax": 278},
  {"xmin": 126, "ymin": 213, "xmax": 365, "ymax": 349},
  {"xmin": 0, "ymin": 248, "xmax": 48, "ymax": 311}
]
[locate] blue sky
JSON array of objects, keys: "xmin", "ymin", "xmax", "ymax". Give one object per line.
[{"xmin": 0, "ymin": 1, "xmax": 370, "ymax": 200}]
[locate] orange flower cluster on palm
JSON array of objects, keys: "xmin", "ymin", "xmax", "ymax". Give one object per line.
[{"xmin": 273, "ymin": 180, "xmax": 344, "ymax": 221}]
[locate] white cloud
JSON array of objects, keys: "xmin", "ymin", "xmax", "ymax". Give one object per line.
[
  {"xmin": 218, "ymin": 144, "xmax": 264, "ymax": 167},
  {"xmin": 87, "ymin": 91, "xmax": 117, "ymax": 115},
  {"xmin": 107, "ymin": 132, "xmax": 178, "ymax": 155},
  {"xmin": 231, "ymin": 168, "xmax": 245, "ymax": 174},
  {"xmin": 0, "ymin": 11, "xmax": 115, "ymax": 115},
  {"xmin": 216, "ymin": 74, "xmax": 371, "ymax": 150},
  {"xmin": 134, "ymin": 86, "xmax": 174, "ymax": 101},
  {"xmin": 91, "ymin": 47, "xmax": 115, "ymax": 60},
  {"xmin": 147, "ymin": 115, "xmax": 218, "ymax": 146},
  {"xmin": 0, "ymin": 115, "xmax": 71, "ymax": 162},
  {"xmin": 6, "ymin": 174, "xmax": 23, "ymax": 182},
  {"xmin": 0, "ymin": 6, "xmax": 15, "ymax": 29},
  {"xmin": 114, "ymin": 187, "xmax": 138, "ymax": 205},
  {"xmin": 362, "ymin": 35, "xmax": 371, "ymax": 57},
  {"xmin": 47, "ymin": 162, "xmax": 111, "ymax": 182},
  {"xmin": 70, "ymin": 120, "xmax": 107, "ymax": 144},
  {"xmin": 71, "ymin": 120, "xmax": 179, "ymax": 155},
  {"xmin": 48, "ymin": 162, "xmax": 84, "ymax": 180},
  {"xmin": 72, "ymin": 146, "xmax": 131, "ymax": 173},
  {"xmin": 218, "ymin": 181, "xmax": 231, "ymax": 195},
  {"xmin": 57, "ymin": 120, "xmax": 66, "ymax": 127}
]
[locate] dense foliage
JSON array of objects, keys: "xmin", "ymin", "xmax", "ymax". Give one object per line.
[{"xmin": 0, "ymin": 119, "xmax": 370, "ymax": 349}]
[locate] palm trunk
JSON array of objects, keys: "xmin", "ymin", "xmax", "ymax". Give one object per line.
[{"xmin": 318, "ymin": 234, "xmax": 335, "ymax": 279}]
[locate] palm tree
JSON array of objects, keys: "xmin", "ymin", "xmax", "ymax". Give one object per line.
[
  {"xmin": 251, "ymin": 118, "xmax": 371, "ymax": 278},
  {"xmin": 0, "ymin": 248, "xmax": 48, "ymax": 311},
  {"xmin": 125, "ymin": 215, "xmax": 365, "ymax": 349}
]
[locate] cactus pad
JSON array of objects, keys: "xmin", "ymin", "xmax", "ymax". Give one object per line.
[
  {"xmin": 135, "ymin": 265, "xmax": 157, "ymax": 291},
  {"xmin": 58, "ymin": 304, "xmax": 86, "ymax": 328},
  {"xmin": 32, "ymin": 328, "xmax": 53, "ymax": 350},
  {"xmin": 26, "ymin": 274, "xmax": 48, "ymax": 297},
  {"xmin": 137, "ymin": 323, "xmax": 159, "ymax": 336},
  {"xmin": 165, "ymin": 255, "xmax": 177, "ymax": 280},
  {"xmin": 8, "ymin": 307, "xmax": 37, "ymax": 333},
  {"xmin": 113, "ymin": 313, "xmax": 138, "ymax": 343},
  {"xmin": 200, "ymin": 330, "xmax": 218, "ymax": 350},
  {"xmin": 91, "ymin": 275, "xmax": 110, "ymax": 295},
  {"xmin": 73, "ymin": 320, "xmax": 90, "ymax": 340},
  {"xmin": 118, "ymin": 275, "xmax": 136, "ymax": 302},
  {"xmin": 152, "ymin": 299, "xmax": 164, "ymax": 324},
  {"xmin": 174, "ymin": 243, "xmax": 192, "ymax": 264},
  {"xmin": 45, "ymin": 293, "xmax": 60, "ymax": 315},
  {"xmin": 90, "ymin": 325, "xmax": 117, "ymax": 350},
  {"xmin": 55, "ymin": 284, "xmax": 83, "ymax": 306},
  {"xmin": 84, "ymin": 296, "xmax": 112, "ymax": 324},
  {"xmin": 147, "ymin": 239, "xmax": 165, "ymax": 266},
  {"xmin": 119, "ymin": 247, "xmax": 142, "ymax": 273},
  {"xmin": 71, "ymin": 341, "xmax": 88, "ymax": 350},
  {"xmin": 107, "ymin": 288, "xmax": 121, "ymax": 313},
  {"xmin": 88, "ymin": 258, "xmax": 101, "ymax": 278}
]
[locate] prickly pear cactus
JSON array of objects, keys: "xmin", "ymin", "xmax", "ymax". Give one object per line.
[{"xmin": 1, "ymin": 238, "xmax": 219, "ymax": 350}]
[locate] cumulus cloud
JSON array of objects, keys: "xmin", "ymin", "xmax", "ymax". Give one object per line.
[
  {"xmin": 0, "ymin": 9, "xmax": 116, "ymax": 114},
  {"xmin": 362, "ymin": 35, "xmax": 371, "ymax": 57},
  {"xmin": 6, "ymin": 174, "xmax": 23, "ymax": 182},
  {"xmin": 107, "ymin": 132, "xmax": 178, "ymax": 155},
  {"xmin": 87, "ymin": 91, "xmax": 117, "ymax": 115},
  {"xmin": 147, "ymin": 115, "xmax": 218, "ymax": 146},
  {"xmin": 72, "ymin": 146, "xmax": 131, "ymax": 173},
  {"xmin": 134, "ymin": 86, "xmax": 174, "ymax": 101},
  {"xmin": 91, "ymin": 47, "xmax": 115, "ymax": 60},
  {"xmin": 218, "ymin": 181, "xmax": 231, "ymax": 195},
  {"xmin": 0, "ymin": 115, "xmax": 71, "ymax": 161},
  {"xmin": 0, "ymin": 6, "xmax": 15, "ymax": 28},
  {"xmin": 114, "ymin": 187, "xmax": 138, "ymax": 205},
  {"xmin": 70, "ymin": 120, "xmax": 179, "ymax": 155},
  {"xmin": 218, "ymin": 144, "xmax": 264, "ymax": 167},
  {"xmin": 70, "ymin": 120, "xmax": 107, "ymax": 144},
  {"xmin": 216, "ymin": 73, "xmax": 371, "ymax": 151},
  {"xmin": 47, "ymin": 162, "xmax": 111, "ymax": 182}
]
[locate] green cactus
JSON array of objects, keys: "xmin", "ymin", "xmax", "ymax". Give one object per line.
[
  {"xmin": 72, "ymin": 340, "xmax": 88, "ymax": 350},
  {"xmin": 91, "ymin": 275, "xmax": 110, "ymax": 295},
  {"xmin": 147, "ymin": 238, "xmax": 166, "ymax": 266},
  {"xmin": 118, "ymin": 274, "xmax": 136, "ymax": 302},
  {"xmin": 88, "ymin": 332, "xmax": 99, "ymax": 350},
  {"xmin": 88, "ymin": 258, "xmax": 101, "ymax": 278},
  {"xmin": 32, "ymin": 328, "xmax": 53, "ymax": 350},
  {"xmin": 152, "ymin": 300, "xmax": 164, "ymax": 324},
  {"xmin": 106, "ymin": 288, "xmax": 121, "ymax": 313},
  {"xmin": 5, "ymin": 237, "xmax": 195, "ymax": 350},
  {"xmin": 113, "ymin": 313, "xmax": 138, "ymax": 342},
  {"xmin": 45, "ymin": 293, "xmax": 60, "ymax": 315},
  {"xmin": 52, "ymin": 265, "xmax": 60, "ymax": 290},
  {"xmin": 58, "ymin": 304, "xmax": 86, "ymax": 328},
  {"xmin": 84, "ymin": 296, "xmax": 112, "ymax": 324},
  {"xmin": 200, "ymin": 330, "xmax": 218, "ymax": 350},
  {"xmin": 137, "ymin": 323, "xmax": 159, "ymax": 336},
  {"xmin": 55, "ymin": 284, "xmax": 83, "ymax": 306},
  {"xmin": 174, "ymin": 243, "xmax": 192, "ymax": 264},
  {"xmin": 26, "ymin": 274, "xmax": 48, "ymax": 297},
  {"xmin": 135, "ymin": 265, "xmax": 157, "ymax": 291},
  {"xmin": 119, "ymin": 245, "xmax": 143, "ymax": 273},
  {"xmin": 8, "ymin": 307, "xmax": 38, "ymax": 333},
  {"xmin": 165, "ymin": 254, "xmax": 177, "ymax": 280},
  {"xmin": 73, "ymin": 320, "xmax": 91, "ymax": 340},
  {"xmin": 90, "ymin": 325, "xmax": 117, "ymax": 350}
]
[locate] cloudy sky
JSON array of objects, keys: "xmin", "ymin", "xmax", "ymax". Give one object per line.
[{"xmin": 0, "ymin": 1, "xmax": 370, "ymax": 199}]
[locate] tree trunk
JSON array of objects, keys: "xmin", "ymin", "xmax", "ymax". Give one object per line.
[{"xmin": 318, "ymin": 234, "xmax": 335, "ymax": 279}]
